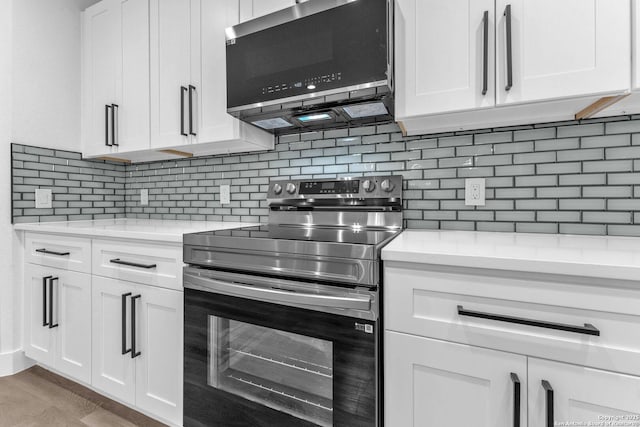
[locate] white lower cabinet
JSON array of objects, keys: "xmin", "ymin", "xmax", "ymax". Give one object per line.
[
  {"xmin": 385, "ymin": 331, "xmax": 527, "ymax": 427},
  {"xmin": 92, "ymin": 275, "xmax": 183, "ymax": 425},
  {"xmin": 24, "ymin": 264, "xmax": 92, "ymax": 384},
  {"xmin": 528, "ymin": 358, "xmax": 640, "ymax": 427},
  {"xmin": 385, "ymin": 262, "xmax": 640, "ymax": 427},
  {"xmin": 386, "ymin": 331, "xmax": 640, "ymax": 427},
  {"xmin": 92, "ymin": 276, "xmax": 136, "ymax": 402}
]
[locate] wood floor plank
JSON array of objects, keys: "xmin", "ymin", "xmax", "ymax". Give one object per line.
[
  {"xmin": 11, "ymin": 406, "xmax": 87, "ymax": 427},
  {"xmin": 0, "ymin": 367, "xmax": 167, "ymax": 427},
  {"xmin": 80, "ymin": 407, "xmax": 138, "ymax": 427},
  {"xmin": 9, "ymin": 370, "xmax": 98, "ymax": 420},
  {"xmin": 28, "ymin": 367, "xmax": 166, "ymax": 427},
  {"xmin": 0, "ymin": 376, "xmax": 51, "ymax": 427}
]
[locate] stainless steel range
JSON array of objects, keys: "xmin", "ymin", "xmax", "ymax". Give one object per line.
[{"xmin": 182, "ymin": 175, "xmax": 403, "ymax": 427}]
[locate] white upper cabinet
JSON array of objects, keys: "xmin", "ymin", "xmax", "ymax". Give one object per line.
[
  {"xmin": 82, "ymin": 1, "xmax": 119, "ymax": 157},
  {"xmin": 495, "ymin": 0, "xmax": 630, "ymax": 105},
  {"xmin": 395, "ymin": 0, "xmax": 496, "ymax": 118},
  {"xmin": 150, "ymin": 0, "xmax": 274, "ymax": 156},
  {"xmin": 149, "ymin": 0, "xmax": 192, "ymax": 149},
  {"xmin": 396, "ymin": 0, "xmax": 631, "ymax": 133},
  {"xmin": 116, "ymin": 0, "xmax": 150, "ymax": 153},
  {"xmin": 84, "ymin": 0, "xmax": 273, "ymax": 162},
  {"xmin": 634, "ymin": 0, "xmax": 640, "ymax": 90},
  {"xmin": 239, "ymin": 0, "xmax": 296, "ymax": 22},
  {"xmin": 82, "ymin": 0, "xmax": 150, "ymax": 157},
  {"xmin": 191, "ymin": 0, "xmax": 273, "ymax": 151}
]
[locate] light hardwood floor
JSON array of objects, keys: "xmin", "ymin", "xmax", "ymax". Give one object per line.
[{"xmin": 0, "ymin": 366, "xmax": 166, "ymax": 427}]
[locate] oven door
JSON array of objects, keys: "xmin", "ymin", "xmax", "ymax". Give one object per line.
[{"xmin": 183, "ymin": 268, "xmax": 378, "ymax": 427}]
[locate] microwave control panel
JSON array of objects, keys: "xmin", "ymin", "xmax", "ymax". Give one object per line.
[{"xmin": 261, "ymin": 72, "xmax": 342, "ymax": 96}]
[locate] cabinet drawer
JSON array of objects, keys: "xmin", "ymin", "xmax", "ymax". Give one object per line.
[
  {"xmin": 92, "ymin": 239, "xmax": 182, "ymax": 290},
  {"xmin": 25, "ymin": 233, "xmax": 91, "ymax": 274},
  {"xmin": 385, "ymin": 263, "xmax": 640, "ymax": 376}
]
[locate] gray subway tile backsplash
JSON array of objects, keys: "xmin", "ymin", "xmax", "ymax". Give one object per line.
[{"xmin": 11, "ymin": 115, "xmax": 640, "ymax": 236}]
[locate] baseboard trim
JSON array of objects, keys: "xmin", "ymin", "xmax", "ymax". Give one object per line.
[{"xmin": 0, "ymin": 349, "xmax": 34, "ymax": 377}]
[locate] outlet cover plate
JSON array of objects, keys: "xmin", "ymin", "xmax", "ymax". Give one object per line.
[
  {"xmin": 140, "ymin": 189, "xmax": 149, "ymax": 206},
  {"xmin": 35, "ymin": 189, "xmax": 52, "ymax": 209},
  {"xmin": 220, "ymin": 185, "xmax": 230, "ymax": 205},
  {"xmin": 465, "ymin": 178, "xmax": 486, "ymax": 206}
]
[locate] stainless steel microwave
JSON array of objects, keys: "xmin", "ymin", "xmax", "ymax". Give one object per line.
[{"xmin": 225, "ymin": 0, "xmax": 393, "ymax": 135}]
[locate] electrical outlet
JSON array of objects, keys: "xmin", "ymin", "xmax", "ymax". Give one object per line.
[
  {"xmin": 220, "ymin": 185, "xmax": 230, "ymax": 205},
  {"xmin": 140, "ymin": 189, "xmax": 149, "ymax": 206},
  {"xmin": 465, "ymin": 178, "xmax": 486, "ymax": 206},
  {"xmin": 35, "ymin": 189, "xmax": 52, "ymax": 209}
]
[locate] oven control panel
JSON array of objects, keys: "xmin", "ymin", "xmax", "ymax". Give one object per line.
[
  {"xmin": 268, "ymin": 175, "xmax": 402, "ymax": 200},
  {"xmin": 301, "ymin": 180, "xmax": 360, "ymax": 195}
]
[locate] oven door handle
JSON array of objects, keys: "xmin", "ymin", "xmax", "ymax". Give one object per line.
[{"xmin": 184, "ymin": 272, "xmax": 372, "ymax": 311}]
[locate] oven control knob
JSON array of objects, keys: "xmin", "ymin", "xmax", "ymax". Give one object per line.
[
  {"xmin": 286, "ymin": 183, "xmax": 297, "ymax": 195},
  {"xmin": 273, "ymin": 183, "xmax": 283, "ymax": 195},
  {"xmin": 381, "ymin": 179, "xmax": 395, "ymax": 193},
  {"xmin": 362, "ymin": 179, "xmax": 376, "ymax": 193}
]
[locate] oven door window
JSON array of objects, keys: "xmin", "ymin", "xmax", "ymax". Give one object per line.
[{"xmin": 208, "ymin": 316, "xmax": 333, "ymax": 427}]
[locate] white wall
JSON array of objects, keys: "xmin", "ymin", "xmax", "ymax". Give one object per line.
[
  {"xmin": 0, "ymin": 0, "xmax": 89, "ymax": 376},
  {"xmin": 0, "ymin": 0, "xmax": 26, "ymax": 376},
  {"xmin": 12, "ymin": 0, "xmax": 88, "ymax": 152}
]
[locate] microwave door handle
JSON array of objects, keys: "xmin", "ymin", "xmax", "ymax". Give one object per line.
[{"xmin": 184, "ymin": 273, "xmax": 371, "ymax": 311}]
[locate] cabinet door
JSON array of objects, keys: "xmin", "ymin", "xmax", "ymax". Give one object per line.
[
  {"xmin": 634, "ymin": 0, "xmax": 640, "ymax": 90},
  {"xmin": 529, "ymin": 358, "xmax": 640, "ymax": 427},
  {"xmin": 92, "ymin": 276, "xmax": 136, "ymax": 404},
  {"xmin": 495, "ymin": 0, "xmax": 630, "ymax": 105},
  {"xmin": 190, "ymin": 0, "xmax": 274, "ymax": 153},
  {"xmin": 385, "ymin": 331, "xmax": 527, "ymax": 427},
  {"xmin": 150, "ymin": 0, "xmax": 192, "ymax": 149},
  {"xmin": 135, "ymin": 286, "xmax": 183, "ymax": 425},
  {"xmin": 24, "ymin": 264, "xmax": 56, "ymax": 367},
  {"xmin": 190, "ymin": 0, "xmax": 240, "ymax": 144},
  {"xmin": 82, "ymin": 0, "xmax": 119, "ymax": 157},
  {"xmin": 115, "ymin": 0, "xmax": 150, "ymax": 153},
  {"xmin": 55, "ymin": 269, "xmax": 92, "ymax": 384},
  {"xmin": 395, "ymin": 0, "xmax": 495, "ymax": 118},
  {"xmin": 239, "ymin": 0, "xmax": 296, "ymax": 22}
]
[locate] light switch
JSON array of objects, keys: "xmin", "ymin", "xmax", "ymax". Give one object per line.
[
  {"xmin": 220, "ymin": 185, "xmax": 230, "ymax": 205},
  {"xmin": 35, "ymin": 189, "xmax": 52, "ymax": 209},
  {"xmin": 140, "ymin": 189, "xmax": 149, "ymax": 206}
]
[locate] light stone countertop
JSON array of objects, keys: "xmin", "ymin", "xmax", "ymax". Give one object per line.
[
  {"xmin": 14, "ymin": 218, "xmax": 258, "ymax": 243},
  {"xmin": 382, "ymin": 229, "xmax": 640, "ymax": 282}
]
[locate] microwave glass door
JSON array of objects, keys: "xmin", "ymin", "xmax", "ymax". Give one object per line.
[
  {"xmin": 226, "ymin": 0, "xmax": 388, "ymax": 109},
  {"xmin": 208, "ymin": 316, "xmax": 334, "ymax": 427}
]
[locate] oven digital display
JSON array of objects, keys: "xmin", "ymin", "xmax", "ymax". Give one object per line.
[{"xmin": 302, "ymin": 180, "xmax": 360, "ymax": 194}]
